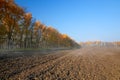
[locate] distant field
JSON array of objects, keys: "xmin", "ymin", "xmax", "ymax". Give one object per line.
[{"xmin": 0, "ymin": 47, "xmax": 120, "ymax": 80}]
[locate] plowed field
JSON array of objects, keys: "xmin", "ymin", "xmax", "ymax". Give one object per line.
[{"xmin": 0, "ymin": 47, "xmax": 120, "ymax": 80}]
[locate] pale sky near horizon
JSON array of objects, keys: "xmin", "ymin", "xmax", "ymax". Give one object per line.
[{"xmin": 15, "ymin": 0, "xmax": 120, "ymax": 42}]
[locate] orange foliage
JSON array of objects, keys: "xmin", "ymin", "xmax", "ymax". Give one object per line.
[
  {"xmin": 34, "ymin": 21, "xmax": 46, "ymax": 32},
  {"xmin": 0, "ymin": 0, "xmax": 80, "ymax": 48},
  {"xmin": 62, "ymin": 34, "xmax": 68, "ymax": 39}
]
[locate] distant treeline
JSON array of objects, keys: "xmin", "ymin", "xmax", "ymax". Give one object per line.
[
  {"xmin": 80, "ymin": 41, "xmax": 120, "ymax": 47},
  {"xmin": 0, "ymin": 0, "xmax": 79, "ymax": 49}
]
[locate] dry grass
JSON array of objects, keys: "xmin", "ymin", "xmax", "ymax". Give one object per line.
[{"xmin": 0, "ymin": 47, "xmax": 120, "ymax": 80}]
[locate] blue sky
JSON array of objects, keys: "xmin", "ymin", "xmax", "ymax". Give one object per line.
[{"xmin": 15, "ymin": 0, "xmax": 120, "ymax": 42}]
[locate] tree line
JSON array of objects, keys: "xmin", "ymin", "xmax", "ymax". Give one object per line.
[
  {"xmin": 80, "ymin": 41, "xmax": 120, "ymax": 47},
  {"xmin": 0, "ymin": 0, "xmax": 79, "ymax": 49}
]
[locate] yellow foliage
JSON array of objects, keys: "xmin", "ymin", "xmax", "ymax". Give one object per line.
[{"xmin": 62, "ymin": 34, "xmax": 68, "ymax": 39}]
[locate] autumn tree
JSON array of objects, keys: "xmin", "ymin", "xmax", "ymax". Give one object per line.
[
  {"xmin": 22, "ymin": 13, "xmax": 32, "ymax": 48},
  {"xmin": 18, "ymin": 15, "xmax": 35, "ymax": 48},
  {"xmin": 34, "ymin": 21, "xmax": 46, "ymax": 48},
  {"xmin": 0, "ymin": 0, "xmax": 80, "ymax": 50},
  {"xmin": 0, "ymin": 0, "xmax": 24, "ymax": 48}
]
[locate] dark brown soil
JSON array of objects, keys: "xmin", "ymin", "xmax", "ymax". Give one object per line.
[{"xmin": 0, "ymin": 47, "xmax": 120, "ymax": 80}]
